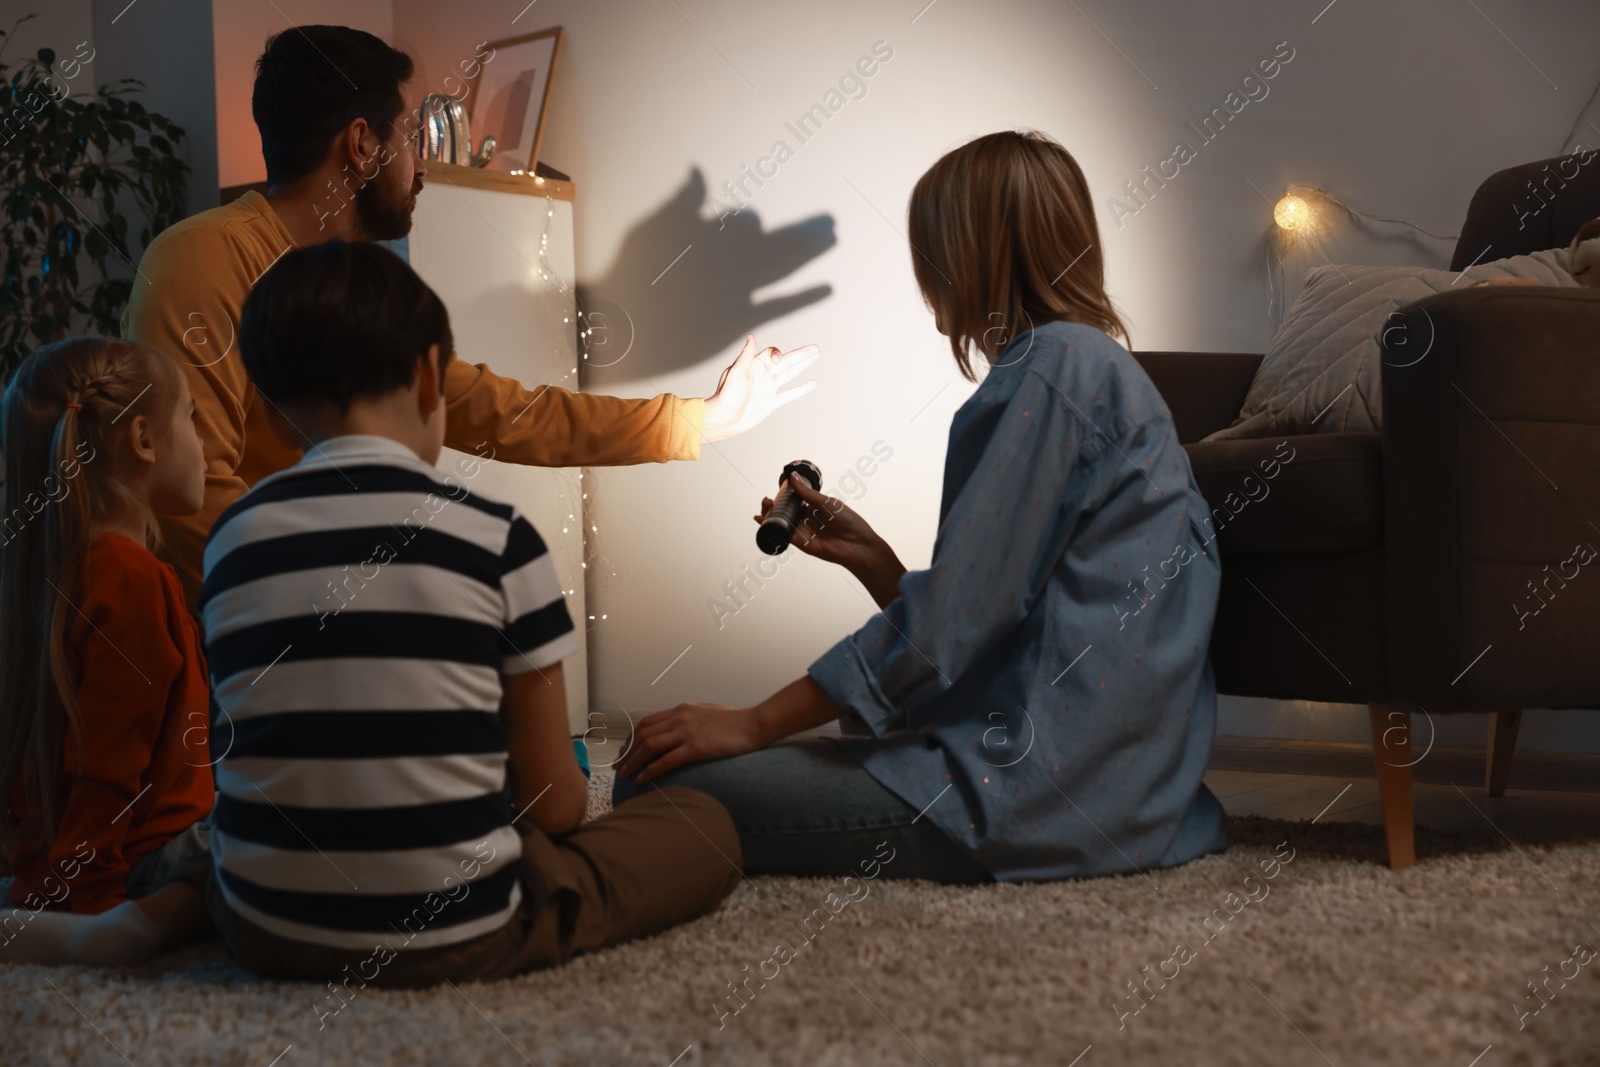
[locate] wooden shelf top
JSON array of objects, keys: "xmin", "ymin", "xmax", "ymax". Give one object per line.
[{"xmin": 425, "ymin": 162, "xmax": 575, "ymax": 202}]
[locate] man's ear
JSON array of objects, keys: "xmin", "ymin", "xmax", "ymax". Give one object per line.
[
  {"xmin": 339, "ymin": 117, "xmax": 379, "ymax": 175},
  {"xmin": 417, "ymin": 344, "xmax": 443, "ymax": 418}
]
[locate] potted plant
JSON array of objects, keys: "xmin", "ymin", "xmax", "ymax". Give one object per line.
[{"xmin": 0, "ymin": 14, "xmax": 188, "ymax": 384}]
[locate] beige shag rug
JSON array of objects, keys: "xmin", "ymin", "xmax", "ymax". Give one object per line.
[{"xmin": 4, "ymin": 772, "xmax": 1598, "ymax": 1067}]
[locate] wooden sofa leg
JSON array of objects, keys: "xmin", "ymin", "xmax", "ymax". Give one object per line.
[
  {"xmin": 1368, "ymin": 703, "xmax": 1416, "ymax": 870},
  {"xmin": 1485, "ymin": 710, "xmax": 1522, "ymax": 798}
]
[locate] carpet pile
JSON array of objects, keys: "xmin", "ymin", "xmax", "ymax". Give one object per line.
[{"xmin": 3, "ymin": 773, "xmax": 1597, "ymax": 1066}]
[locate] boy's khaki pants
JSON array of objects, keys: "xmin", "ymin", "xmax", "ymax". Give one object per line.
[{"xmin": 207, "ymin": 787, "xmax": 741, "ymax": 988}]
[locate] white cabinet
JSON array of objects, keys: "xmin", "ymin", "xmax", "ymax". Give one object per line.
[{"xmin": 407, "ymin": 164, "xmax": 589, "ymax": 734}]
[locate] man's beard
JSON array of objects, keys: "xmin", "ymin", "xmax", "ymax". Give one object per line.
[{"xmin": 356, "ymin": 174, "xmax": 421, "ymax": 241}]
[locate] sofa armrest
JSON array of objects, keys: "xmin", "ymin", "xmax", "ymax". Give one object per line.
[
  {"xmin": 1131, "ymin": 351, "xmax": 1263, "ymax": 444},
  {"xmin": 1380, "ymin": 285, "xmax": 1600, "ymax": 711}
]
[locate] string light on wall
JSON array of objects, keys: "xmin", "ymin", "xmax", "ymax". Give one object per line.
[
  {"xmin": 1270, "ymin": 184, "xmax": 1457, "ymax": 244},
  {"xmin": 1262, "ymin": 183, "xmax": 1459, "ymax": 324},
  {"xmin": 524, "ymin": 187, "xmax": 617, "ymax": 631},
  {"xmin": 1272, "ymin": 192, "xmax": 1311, "ymax": 233}
]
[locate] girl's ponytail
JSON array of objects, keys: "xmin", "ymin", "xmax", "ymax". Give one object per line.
[{"xmin": 0, "ymin": 339, "xmax": 181, "ymax": 856}]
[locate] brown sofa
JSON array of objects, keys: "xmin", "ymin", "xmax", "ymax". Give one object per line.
[{"xmin": 1133, "ymin": 153, "xmax": 1600, "ymax": 868}]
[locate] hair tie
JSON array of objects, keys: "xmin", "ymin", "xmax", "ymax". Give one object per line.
[{"xmin": 65, "ymin": 401, "xmax": 83, "ymax": 412}]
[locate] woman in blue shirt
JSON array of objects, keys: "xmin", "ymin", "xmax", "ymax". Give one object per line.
[{"xmin": 614, "ymin": 129, "xmax": 1227, "ymax": 884}]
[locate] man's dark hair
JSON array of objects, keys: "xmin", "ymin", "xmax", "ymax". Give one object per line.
[
  {"xmin": 253, "ymin": 25, "xmax": 414, "ymax": 186},
  {"xmin": 241, "ymin": 241, "xmax": 453, "ymax": 413}
]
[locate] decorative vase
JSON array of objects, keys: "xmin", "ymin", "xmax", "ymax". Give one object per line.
[{"xmin": 418, "ymin": 93, "xmax": 496, "ymax": 168}]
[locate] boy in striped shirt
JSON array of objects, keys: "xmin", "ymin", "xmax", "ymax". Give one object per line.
[{"xmin": 200, "ymin": 240, "xmax": 740, "ymax": 986}]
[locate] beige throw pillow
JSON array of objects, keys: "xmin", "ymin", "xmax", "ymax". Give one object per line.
[{"xmin": 1207, "ymin": 248, "xmax": 1577, "ymax": 440}]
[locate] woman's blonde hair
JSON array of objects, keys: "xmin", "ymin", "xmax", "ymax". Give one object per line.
[
  {"xmin": 908, "ymin": 129, "xmax": 1128, "ymax": 381},
  {"xmin": 0, "ymin": 337, "xmax": 182, "ymax": 855}
]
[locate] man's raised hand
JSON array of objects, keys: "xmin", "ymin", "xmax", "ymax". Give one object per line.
[{"xmin": 700, "ymin": 334, "xmax": 820, "ymax": 443}]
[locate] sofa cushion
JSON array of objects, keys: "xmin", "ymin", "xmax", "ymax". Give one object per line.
[
  {"xmin": 1132, "ymin": 351, "xmax": 1263, "ymax": 443},
  {"xmin": 1207, "ymin": 248, "xmax": 1578, "ymax": 440},
  {"xmin": 1184, "ymin": 432, "xmax": 1382, "ymax": 555}
]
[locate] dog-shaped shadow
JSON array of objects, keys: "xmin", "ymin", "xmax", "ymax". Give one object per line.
[{"xmin": 576, "ymin": 167, "xmax": 836, "ymax": 380}]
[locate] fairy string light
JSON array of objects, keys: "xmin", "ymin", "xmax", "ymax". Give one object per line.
[
  {"xmin": 1263, "ymin": 184, "xmax": 1460, "ymax": 327},
  {"xmin": 526, "ymin": 185, "xmax": 613, "ymax": 631},
  {"xmin": 1286, "ymin": 185, "xmax": 1458, "ymax": 241}
]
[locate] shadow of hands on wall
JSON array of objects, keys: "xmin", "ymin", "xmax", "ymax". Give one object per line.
[{"xmin": 578, "ymin": 167, "xmax": 835, "ymax": 383}]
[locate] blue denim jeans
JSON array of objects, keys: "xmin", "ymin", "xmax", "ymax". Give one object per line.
[{"xmin": 610, "ymin": 738, "xmax": 991, "ymax": 884}]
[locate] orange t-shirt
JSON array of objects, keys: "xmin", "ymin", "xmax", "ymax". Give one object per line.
[{"xmin": 5, "ymin": 533, "xmax": 214, "ymax": 915}]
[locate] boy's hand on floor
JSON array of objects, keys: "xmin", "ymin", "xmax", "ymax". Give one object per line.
[{"xmin": 615, "ymin": 703, "xmax": 766, "ymax": 783}]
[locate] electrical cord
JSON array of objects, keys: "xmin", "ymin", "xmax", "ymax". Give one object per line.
[
  {"xmin": 1560, "ymin": 73, "xmax": 1600, "ymax": 154},
  {"xmin": 1288, "ymin": 184, "xmax": 1459, "ymax": 242}
]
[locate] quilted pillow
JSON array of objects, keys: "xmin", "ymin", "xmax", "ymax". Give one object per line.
[{"xmin": 1206, "ymin": 247, "xmax": 1578, "ymax": 440}]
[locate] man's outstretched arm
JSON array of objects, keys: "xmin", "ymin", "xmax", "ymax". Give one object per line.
[{"xmin": 441, "ymin": 334, "xmax": 819, "ymax": 466}]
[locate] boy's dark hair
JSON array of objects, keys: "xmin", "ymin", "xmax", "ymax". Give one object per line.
[
  {"xmin": 253, "ymin": 25, "xmax": 414, "ymax": 186},
  {"xmin": 241, "ymin": 241, "xmax": 453, "ymax": 413}
]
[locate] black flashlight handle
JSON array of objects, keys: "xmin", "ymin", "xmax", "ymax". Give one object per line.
[{"xmin": 756, "ymin": 459, "xmax": 821, "ymax": 555}]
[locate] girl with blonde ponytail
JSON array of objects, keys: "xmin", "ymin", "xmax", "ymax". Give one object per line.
[{"xmin": 0, "ymin": 337, "xmax": 214, "ymax": 966}]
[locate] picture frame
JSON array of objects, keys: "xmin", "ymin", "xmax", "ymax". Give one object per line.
[{"xmin": 468, "ymin": 27, "xmax": 564, "ymax": 175}]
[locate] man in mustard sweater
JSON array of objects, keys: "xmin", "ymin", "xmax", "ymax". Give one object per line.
[{"xmin": 123, "ymin": 25, "xmax": 819, "ymax": 605}]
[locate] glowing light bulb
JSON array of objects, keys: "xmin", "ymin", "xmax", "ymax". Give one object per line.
[{"xmin": 1274, "ymin": 193, "xmax": 1310, "ymax": 232}]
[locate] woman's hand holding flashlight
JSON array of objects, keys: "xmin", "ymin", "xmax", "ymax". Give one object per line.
[{"xmin": 755, "ymin": 475, "xmax": 907, "ymax": 608}]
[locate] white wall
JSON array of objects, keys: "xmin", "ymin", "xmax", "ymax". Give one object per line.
[
  {"xmin": 89, "ymin": 0, "xmax": 216, "ymax": 218},
  {"xmin": 3, "ymin": 2, "xmax": 94, "ymax": 72},
  {"xmin": 378, "ymin": 2, "xmax": 1600, "ymax": 748}
]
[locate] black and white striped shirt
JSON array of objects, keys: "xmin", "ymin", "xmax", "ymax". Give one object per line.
[{"xmin": 200, "ymin": 434, "xmax": 576, "ymax": 951}]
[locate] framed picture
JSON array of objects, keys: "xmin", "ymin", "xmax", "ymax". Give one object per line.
[{"xmin": 469, "ymin": 27, "xmax": 564, "ymax": 175}]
